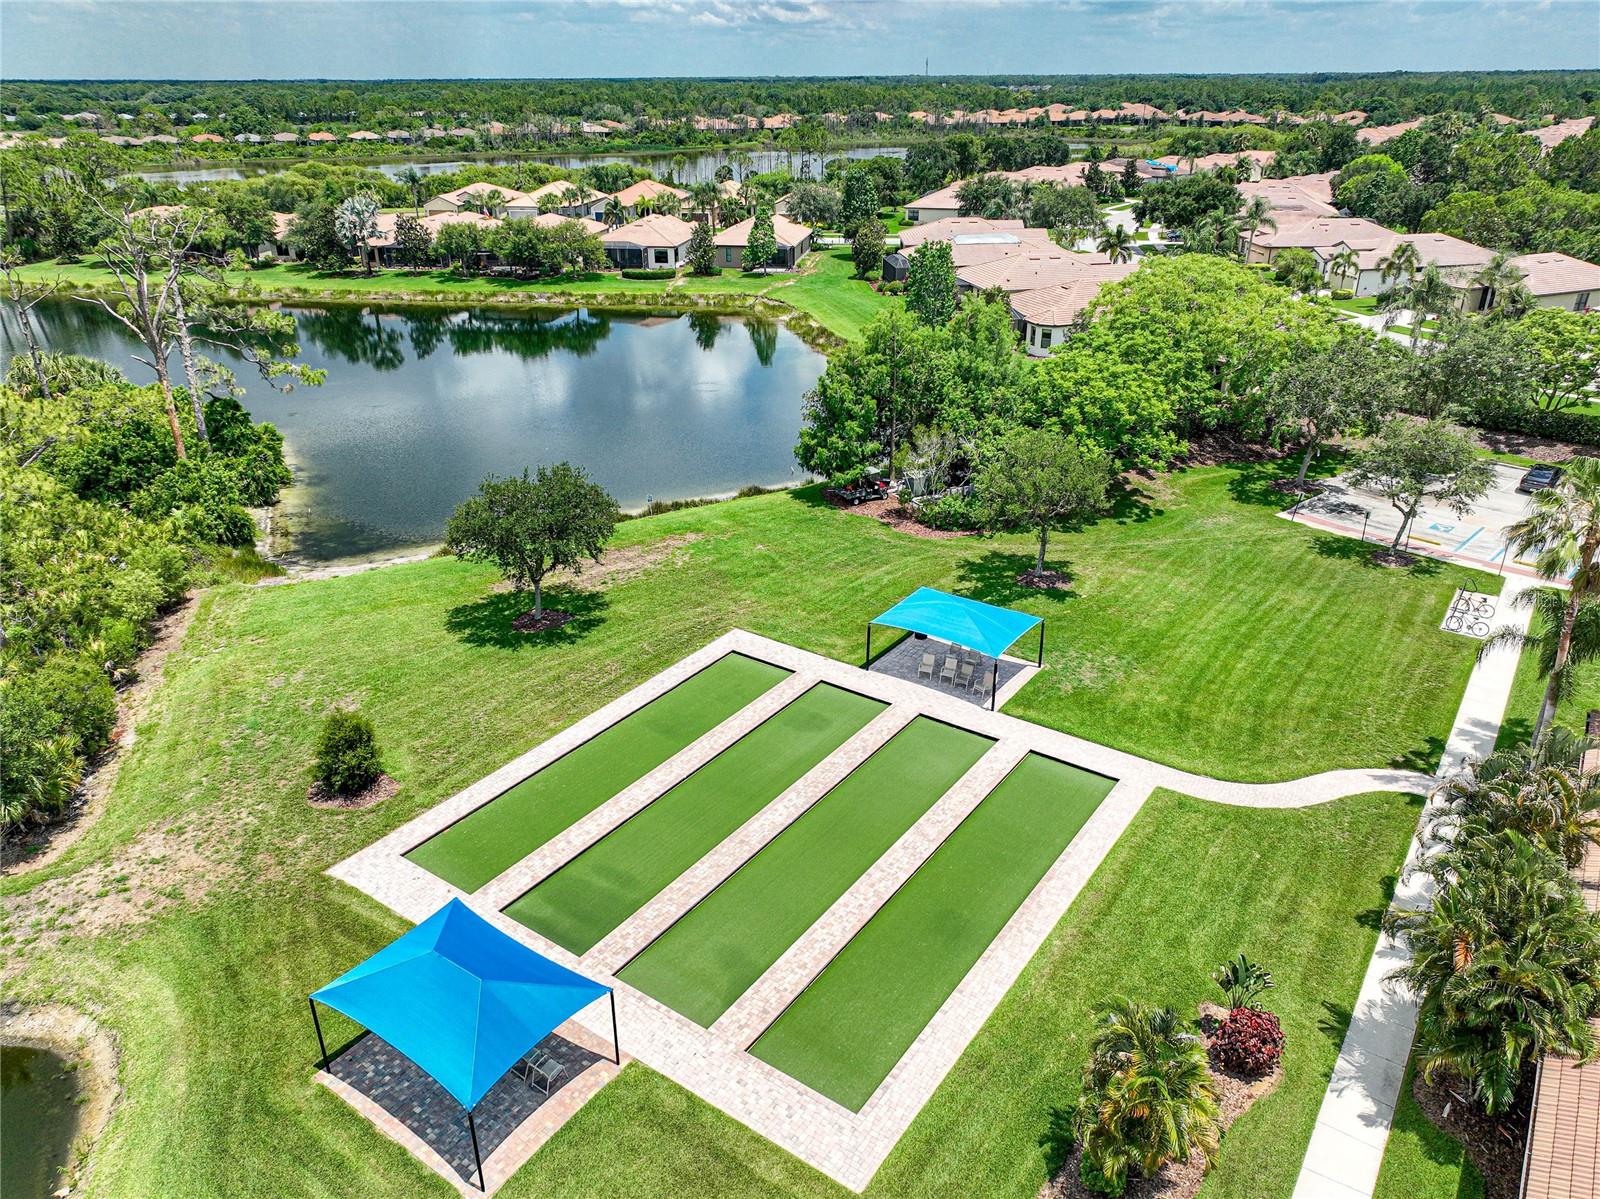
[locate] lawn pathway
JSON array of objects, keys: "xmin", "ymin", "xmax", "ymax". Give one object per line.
[{"xmin": 1291, "ymin": 572, "xmax": 1538, "ymax": 1199}]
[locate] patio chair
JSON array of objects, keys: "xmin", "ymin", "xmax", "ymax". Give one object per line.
[
  {"xmin": 956, "ymin": 660, "xmax": 975, "ymax": 690},
  {"xmin": 916, "ymin": 650, "xmax": 937, "ymax": 680},
  {"xmin": 971, "ymin": 669, "xmax": 993, "ymax": 705},
  {"xmin": 940, "ymin": 654, "xmax": 959, "ymax": 685},
  {"xmin": 523, "ymin": 1050, "xmax": 568, "ymax": 1096}
]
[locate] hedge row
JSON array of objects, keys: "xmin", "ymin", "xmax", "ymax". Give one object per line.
[{"xmin": 1473, "ymin": 399, "xmax": 1600, "ymax": 449}]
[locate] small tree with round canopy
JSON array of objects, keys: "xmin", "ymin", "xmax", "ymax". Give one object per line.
[{"xmin": 445, "ymin": 463, "xmax": 619, "ymax": 625}]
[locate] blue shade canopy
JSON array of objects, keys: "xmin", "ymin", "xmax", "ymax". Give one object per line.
[
  {"xmin": 312, "ymin": 898, "xmax": 609, "ymax": 1110},
  {"xmin": 871, "ymin": 587, "xmax": 1042, "ymax": 660}
]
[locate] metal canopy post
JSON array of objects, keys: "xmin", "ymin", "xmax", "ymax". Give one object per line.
[
  {"xmin": 1037, "ymin": 620, "xmax": 1045, "ymax": 667},
  {"xmin": 309, "ymin": 997, "xmax": 329, "ymax": 1071},
  {"xmin": 864, "ymin": 622, "xmax": 872, "ymax": 668},
  {"xmin": 990, "ymin": 659, "xmax": 998, "ymax": 711},
  {"xmin": 609, "ymin": 991, "xmax": 621, "ymax": 1065},
  {"xmin": 467, "ymin": 1108, "xmax": 485, "ymax": 1192}
]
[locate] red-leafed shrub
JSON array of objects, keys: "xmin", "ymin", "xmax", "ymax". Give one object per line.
[{"xmin": 1209, "ymin": 1006, "xmax": 1285, "ymax": 1077}]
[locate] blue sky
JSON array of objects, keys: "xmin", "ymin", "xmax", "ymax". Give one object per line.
[{"xmin": 3, "ymin": 0, "xmax": 1596, "ymax": 80}]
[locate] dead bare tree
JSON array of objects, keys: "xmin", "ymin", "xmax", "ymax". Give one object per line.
[{"xmin": 0, "ymin": 250, "xmax": 64, "ymax": 404}]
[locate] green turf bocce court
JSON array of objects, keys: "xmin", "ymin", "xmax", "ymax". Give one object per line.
[{"xmin": 354, "ymin": 611, "xmax": 1122, "ymax": 1177}]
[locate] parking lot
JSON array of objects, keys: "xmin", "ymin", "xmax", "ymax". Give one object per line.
[{"xmin": 1283, "ymin": 461, "xmax": 1564, "ymax": 580}]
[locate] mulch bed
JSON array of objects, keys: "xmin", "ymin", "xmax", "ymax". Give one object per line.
[
  {"xmin": 1038, "ymin": 1004, "xmax": 1283, "ymax": 1199},
  {"xmin": 1370, "ymin": 548, "xmax": 1418, "ymax": 568},
  {"xmin": 1475, "ymin": 430, "xmax": 1590, "ymax": 464},
  {"xmin": 827, "ymin": 495, "xmax": 976, "ymax": 541},
  {"xmin": 308, "ymin": 774, "xmax": 399, "ymax": 810},
  {"xmin": 1173, "ymin": 433, "xmax": 1293, "ymax": 469},
  {"xmin": 1017, "ymin": 569, "xmax": 1072, "ymax": 590},
  {"xmin": 1410, "ymin": 1068, "xmax": 1532, "ymax": 1199},
  {"xmin": 512, "ymin": 608, "xmax": 575, "ymax": 633}
]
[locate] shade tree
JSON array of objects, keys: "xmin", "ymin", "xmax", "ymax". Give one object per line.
[{"xmin": 1346, "ymin": 417, "xmax": 1494, "ymax": 555}]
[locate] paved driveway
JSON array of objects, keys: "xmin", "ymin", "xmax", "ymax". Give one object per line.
[{"xmin": 1284, "ymin": 461, "xmax": 1562, "ymax": 580}]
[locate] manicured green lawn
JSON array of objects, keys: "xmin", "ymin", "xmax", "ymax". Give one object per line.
[
  {"xmin": 751, "ymin": 752, "xmax": 1114, "ymax": 1110},
  {"xmin": 504, "ymin": 683, "xmax": 884, "ymax": 954},
  {"xmin": 1329, "ymin": 296, "xmax": 1378, "ymax": 316},
  {"xmin": 766, "ymin": 248, "xmax": 896, "ymax": 341},
  {"xmin": 405, "ymin": 652, "xmax": 789, "ymax": 891},
  {"xmin": 4, "ymin": 466, "xmax": 1481, "ymax": 1198},
  {"xmin": 618, "ymin": 715, "xmax": 993, "ymax": 1027}
]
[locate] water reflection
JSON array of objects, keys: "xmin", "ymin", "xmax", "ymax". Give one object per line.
[{"xmin": 3, "ymin": 300, "xmax": 824, "ymax": 565}]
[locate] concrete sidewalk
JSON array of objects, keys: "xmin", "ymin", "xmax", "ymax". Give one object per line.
[{"xmin": 1291, "ymin": 572, "xmax": 1537, "ymax": 1198}]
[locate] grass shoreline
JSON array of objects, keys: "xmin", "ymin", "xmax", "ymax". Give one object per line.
[{"xmin": 17, "ymin": 244, "xmax": 892, "ymax": 344}]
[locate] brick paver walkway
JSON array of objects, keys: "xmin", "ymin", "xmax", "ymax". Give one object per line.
[{"xmin": 331, "ymin": 628, "xmax": 1440, "ymax": 1192}]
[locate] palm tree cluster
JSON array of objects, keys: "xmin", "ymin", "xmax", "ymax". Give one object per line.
[
  {"xmin": 1387, "ymin": 732, "xmax": 1600, "ymax": 1115},
  {"xmin": 1075, "ymin": 999, "xmax": 1221, "ymax": 1191}
]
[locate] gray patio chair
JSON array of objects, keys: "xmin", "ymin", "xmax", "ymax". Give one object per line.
[
  {"xmin": 956, "ymin": 660, "xmax": 975, "ymax": 690},
  {"xmin": 523, "ymin": 1049, "xmax": 567, "ymax": 1096},
  {"xmin": 940, "ymin": 654, "xmax": 959, "ymax": 685},
  {"xmin": 916, "ymin": 650, "xmax": 937, "ymax": 680}
]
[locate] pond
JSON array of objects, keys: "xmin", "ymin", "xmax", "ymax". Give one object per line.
[
  {"xmin": 130, "ymin": 145, "xmax": 910, "ymax": 186},
  {"xmin": 1, "ymin": 1044, "xmax": 82, "ymax": 1198},
  {"xmin": 3, "ymin": 300, "xmax": 825, "ymax": 566}
]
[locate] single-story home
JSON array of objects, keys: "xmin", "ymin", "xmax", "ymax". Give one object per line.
[
  {"xmin": 1357, "ymin": 119, "xmax": 1426, "ymax": 146},
  {"xmin": 902, "ymin": 182, "xmax": 965, "ymax": 226},
  {"xmin": 360, "ymin": 211, "xmax": 501, "ymax": 270},
  {"xmin": 895, "ymin": 217, "xmax": 1060, "ymax": 272},
  {"xmin": 191, "ymin": 133, "xmax": 224, "ymax": 143},
  {"xmin": 1243, "ymin": 216, "xmax": 1392, "ymax": 267},
  {"xmin": 1010, "ymin": 276, "xmax": 1133, "ymax": 355},
  {"xmin": 348, "ymin": 130, "xmax": 381, "ymax": 142},
  {"xmin": 609, "ymin": 179, "xmax": 691, "ymax": 221},
  {"xmin": 601, "ymin": 213, "xmax": 696, "ymax": 269},
  {"xmin": 713, "ymin": 214, "xmax": 814, "ymax": 270},
  {"xmin": 1503, "ymin": 252, "xmax": 1598, "ymax": 312},
  {"xmin": 1235, "ymin": 175, "xmax": 1341, "ymax": 221},
  {"xmin": 256, "ymin": 212, "xmax": 300, "ymax": 261},
  {"xmin": 1332, "ymin": 231, "xmax": 1496, "ymax": 301},
  {"xmin": 424, "ymin": 182, "xmax": 536, "ymax": 217},
  {"xmin": 306, "ymin": 131, "xmax": 337, "ymax": 143},
  {"xmin": 526, "ymin": 212, "xmax": 607, "ymax": 236},
  {"xmin": 272, "ymin": 131, "xmax": 299, "ymax": 143},
  {"xmin": 508, "ymin": 181, "xmax": 610, "ymax": 221}
]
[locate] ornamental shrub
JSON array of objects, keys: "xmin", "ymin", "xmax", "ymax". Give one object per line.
[
  {"xmin": 920, "ymin": 492, "xmax": 984, "ymax": 531},
  {"xmin": 1079, "ymin": 1153, "xmax": 1126, "ymax": 1196},
  {"xmin": 314, "ymin": 710, "xmax": 383, "ymax": 796},
  {"xmin": 1208, "ymin": 1006, "xmax": 1286, "ymax": 1077},
  {"xmin": 620, "ymin": 267, "xmax": 677, "ymax": 280}
]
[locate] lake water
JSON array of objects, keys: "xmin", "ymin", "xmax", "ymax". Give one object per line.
[
  {"xmin": 131, "ymin": 145, "xmax": 909, "ymax": 186},
  {"xmin": 1, "ymin": 1044, "xmax": 81, "ymax": 1198},
  {"xmin": 4, "ymin": 301, "xmax": 824, "ymax": 566}
]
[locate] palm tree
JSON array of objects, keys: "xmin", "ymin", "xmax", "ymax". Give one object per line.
[
  {"xmin": 1429, "ymin": 726, "xmax": 1600, "ymax": 867},
  {"xmin": 1075, "ymin": 999, "xmax": 1220, "ymax": 1189},
  {"xmin": 1379, "ymin": 263, "xmax": 1454, "ymax": 349},
  {"xmin": 1377, "ymin": 239, "xmax": 1422, "ymax": 288},
  {"xmin": 1473, "ymin": 251, "xmax": 1535, "ymax": 319},
  {"xmin": 1328, "ymin": 246, "xmax": 1360, "ymax": 292},
  {"xmin": 1097, "ymin": 224, "xmax": 1135, "ymax": 263},
  {"xmin": 1240, "ymin": 195, "xmax": 1277, "ymax": 260},
  {"xmin": 396, "ymin": 165, "xmax": 426, "ymax": 212},
  {"xmin": 1491, "ymin": 458, "xmax": 1600, "ymax": 739},
  {"xmin": 1386, "ymin": 829, "xmax": 1600, "ymax": 1115},
  {"xmin": 602, "ymin": 196, "xmax": 624, "ymax": 227},
  {"xmin": 688, "ymin": 180, "xmax": 720, "ymax": 229}
]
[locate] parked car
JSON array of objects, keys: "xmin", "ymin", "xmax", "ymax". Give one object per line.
[{"xmin": 1517, "ymin": 464, "xmax": 1563, "ymax": 494}]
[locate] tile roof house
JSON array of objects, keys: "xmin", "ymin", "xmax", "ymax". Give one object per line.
[
  {"xmin": 1504, "ymin": 252, "xmax": 1599, "ymax": 310},
  {"xmin": 526, "ymin": 212, "xmax": 607, "ymax": 236},
  {"xmin": 272, "ymin": 131, "xmax": 300, "ymax": 143},
  {"xmin": 714, "ymin": 214, "xmax": 814, "ymax": 270},
  {"xmin": 360, "ymin": 211, "xmax": 501, "ymax": 269},
  {"xmin": 509, "ymin": 180, "xmax": 609, "ymax": 221},
  {"xmin": 424, "ymin": 182, "xmax": 537, "ymax": 216},
  {"xmin": 1244, "ymin": 216, "xmax": 1394, "ymax": 266},
  {"xmin": 1333, "ymin": 231, "xmax": 1496, "ymax": 300},
  {"xmin": 1357, "ymin": 118, "xmax": 1426, "ymax": 145},
  {"xmin": 306, "ymin": 131, "xmax": 337, "ymax": 143},
  {"xmin": 956, "ymin": 250, "xmax": 1132, "ymax": 294},
  {"xmin": 609, "ymin": 178, "xmax": 691, "ymax": 219},
  {"xmin": 1236, "ymin": 175, "xmax": 1340, "ymax": 220},
  {"xmin": 190, "ymin": 133, "xmax": 224, "ymax": 143},
  {"xmin": 256, "ymin": 212, "xmax": 300, "ymax": 261},
  {"xmin": 347, "ymin": 130, "xmax": 381, "ymax": 141},
  {"xmin": 601, "ymin": 213, "xmax": 697, "ymax": 269}
]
